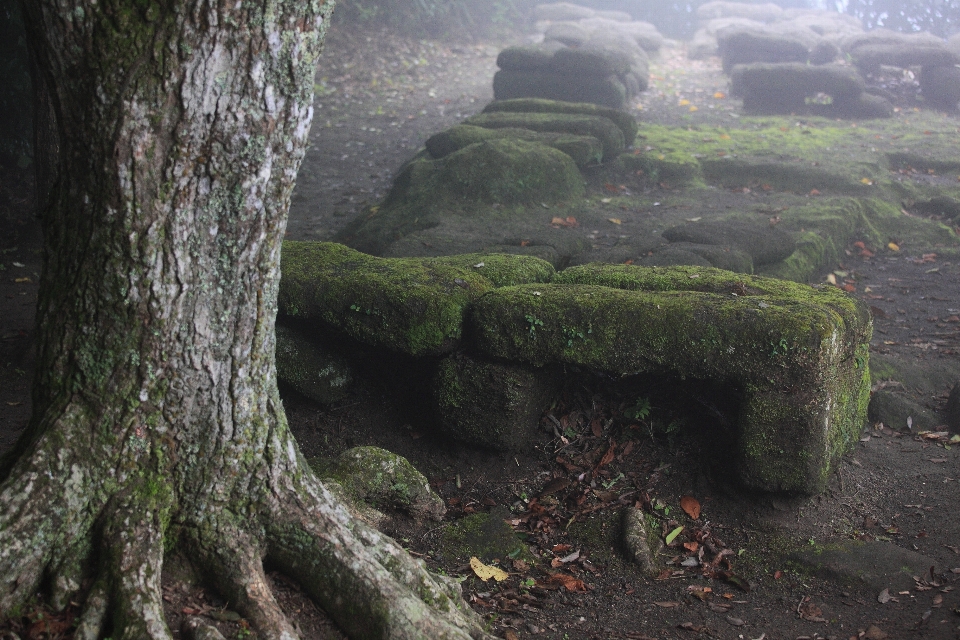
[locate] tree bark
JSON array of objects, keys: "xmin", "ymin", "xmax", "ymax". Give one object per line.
[{"xmin": 1, "ymin": 2, "xmax": 491, "ymax": 638}]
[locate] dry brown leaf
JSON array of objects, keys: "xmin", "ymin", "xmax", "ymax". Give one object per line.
[
  {"xmin": 655, "ymin": 601, "xmax": 681, "ymax": 608},
  {"xmin": 680, "ymin": 495, "xmax": 701, "ymax": 519},
  {"xmin": 549, "ymin": 573, "xmax": 586, "ymax": 592}
]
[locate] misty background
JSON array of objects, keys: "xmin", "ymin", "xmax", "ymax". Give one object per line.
[{"xmin": 2, "ymin": 0, "xmax": 959, "ymax": 170}]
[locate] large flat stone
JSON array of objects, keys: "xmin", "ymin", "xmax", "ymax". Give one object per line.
[{"xmin": 467, "ymin": 264, "xmax": 872, "ymax": 494}]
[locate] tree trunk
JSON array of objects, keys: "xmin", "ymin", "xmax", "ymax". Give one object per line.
[{"xmin": 0, "ymin": 2, "xmax": 490, "ymax": 639}]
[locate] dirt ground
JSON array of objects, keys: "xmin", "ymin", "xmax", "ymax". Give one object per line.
[{"xmin": 2, "ymin": 21, "xmax": 960, "ymax": 640}]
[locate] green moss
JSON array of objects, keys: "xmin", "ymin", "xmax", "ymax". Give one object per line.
[
  {"xmin": 442, "ymin": 509, "xmax": 534, "ymax": 563},
  {"xmin": 481, "ymin": 98, "xmax": 639, "ymax": 145},
  {"xmin": 464, "ymin": 112, "xmax": 625, "ymax": 161},
  {"xmin": 312, "ymin": 446, "xmax": 444, "ymax": 520},
  {"xmin": 425, "ymin": 125, "xmax": 604, "ymax": 168},
  {"xmin": 467, "ymin": 268, "xmax": 870, "ymax": 493}
]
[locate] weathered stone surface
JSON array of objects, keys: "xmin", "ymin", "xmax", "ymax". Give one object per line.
[
  {"xmin": 579, "ymin": 17, "xmax": 664, "ymax": 53},
  {"xmin": 868, "ymin": 389, "xmax": 940, "ymax": 432},
  {"xmin": 920, "ymin": 65, "xmax": 960, "ymax": 110},
  {"xmin": 275, "ymin": 324, "xmax": 353, "ymax": 404},
  {"xmin": 496, "ymin": 41, "xmax": 566, "ymax": 72},
  {"xmin": 482, "ymin": 98, "xmax": 639, "ymax": 145},
  {"xmin": 534, "ymin": 2, "xmax": 595, "ymax": 22},
  {"xmin": 662, "ymin": 219, "xmax": 796, "ymax": 266},
  {"xmin": 424, "ymin": 124, "xmax": 604, "ymax": 168},
  {"xmin": 543, "ymin": 21, "xmax": 590, "ymax": 47},
  {"xmin": 788, "ymin": 540, "xmax": 933, "ymax": 594},
  {"xmin": 278, "ymin": 241, "xmax": 553, "ymax": 356},
  {"xmin": 312, "ymin": 446, "xmax": 445, "ymax": 521},
  {"xmin": 465, "ymin": 111, "xmax": 626, "ymax": 161},
  {"xmin": 851, "ymin": 43, "xmax": 959, "ymax": 72},
  {"xmin": 468, "ymin": 265, "xmax": 872, "ymax": 493},
  {"xmin": 493, "ymin": 69, "xmax": 629, "ymax": 111},
  {"xmin": 730, "ymin": 62, "xmax": 868, "ymax": 116},
  {"xmin": 643, "ymin": 242, "xmax": 755, "ymax": 273},
  {"xmin": 697, "ymin": 1, "xmax": 784, "ymax": 23},
  {"xmin": 719, "ymin": 27, "xmax": 811, "ymax": 73},
  {"xmin": 433, "ymin": 352, "xmax": 563, "ymax": 451},
  {"xmin": 910, "ymin": 195, "xmax": 960, "ymax": 221}
]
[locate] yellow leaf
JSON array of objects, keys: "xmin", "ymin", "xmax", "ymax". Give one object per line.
[
  {"xmin": 860, "ymin": 178, "xmax": 873, "ymax": 185},
  {"xmin": 470, "ymin": 557, "xmax": 508, "ymax": 582},
  {"xmin": 713, "ymin": 92, "xmax": 726, "ymax": 99},
  {"xmin": 887, "ymin": 242, "xmax": 900, "ymax": 251},
  {"xmin": 608, "ymin": 218, "xmax": 622, "ymax": 225},
  {"xmin": 689, "ymin": 106, "xmax": 698, "ymax": 112},
  {"xmin": 678, "ymin": 99, "xmax": 690, "ymax": 106},
  {"xmin": 825, "ymin": 273, "xmax": 837, "ymax": 285},
  {"xmin": 719, "ymin": 134, "xmax": 731, "ymax": 140},
  {"xmin": 14, "ymin": 277, "xmax": 31, "ymax": 283},
  {"xmin": 600, "ymin": 197, "xmax": 612, "ymax": 204}
]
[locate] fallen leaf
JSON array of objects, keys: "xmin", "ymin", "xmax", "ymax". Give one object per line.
[
  {"xmin": 861, "ymin": 178, "xmax": 874, "ymax": 185},
  {"xmin": 678, "ymin": 99, "xmax": 690, "ymax": 106},
  {"xmin": 680, "ymin": 495, "xmax": 701, "ymax": 519},
  {"xmin": 888, "ymin": 242, "xmax": 900, "ymax": 251},
  {"xmin": 689, "ymin": 106, "xmax": 698, "ymax": 112},
  {"xmin": 713, "ymin": 92, "xmax": 726, "ymax": 99},
  {"xmin": 539, "ymin": 477, "xmax": 570, "ymax": 497},
  {"xmin": 655, "ymin": 601, "xmax": 681, "ymax": 608},
  {"xmin": 548, "ymin": 573, "xmax": 586, "ymax": 591},
  {"xmin": 878, "ymin": 588, "xmax": 892, "ymax": 603},
  {"xmin": 665, "ymin": 526, "xmax": 684, "ymax": 545},
  {"xmin": 726, "ymin": 616, "xmax": 745, "ymax": 626},
  {"xmin": 608, "ymin": 218, "xmax": 622, "ymax": 225},
  {"xmin": 14, "ymin": 277, "xmax": 31, "ymax": 283},
  {"xmin": 826, "ymin": 273, "xmax": 837, "ymax": 285},
  {"xmin": 683, "ymin": 541, "xmax": 699, "ymax": 553},
  {"xmin": 809, "ymin": 189, "xmax": 821, "ymax": 196},
  {"xmin": 504, "ymin": 630, "xmax": 520, "ymax": 640},
  {"xmin": 470, "ymin": 557, "xmax": 508, "ymax": 582},
  {"xmin": 596, "ymin": 444, "xmax": 615, "ymax": 470}
]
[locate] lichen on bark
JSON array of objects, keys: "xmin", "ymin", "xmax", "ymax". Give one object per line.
[{"xmin": 0, "ymin": 1, "xmax": 491, "ymax": 638}]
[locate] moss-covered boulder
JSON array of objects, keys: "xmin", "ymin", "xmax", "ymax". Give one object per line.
[
  {"xmin": 481, "ymin": 98, "xmax": 639, "ymax": 146},
  {"xmin": 662, "ymin": 219, "xmax": 796, "ymax": 266},
  {"xmin": 424, "ymin": 125, "xmax": 603, "ymax": 168},
  {"xmin": 312, "ymin": 446, "xmax": 445, "ymax": 522},
  {"xmin": 278, "ymin": 241, "xmax": 554, "ymax": 356},
  {"xmin": 729, "ymin": 63, "xmax": 878, "ymax": 117},
  {"xmin": 467, "ymin": 265, "xmax": 872, "ymax": 494},
  {"xmin": 437, "ymin": 138, "xmax": 585, "ymax": 204},
  {"xmin": 275, "ymin": 325, "xmax": 353, "ymax": 404},
  {"xmin": 433, "ymin": 352, "xmax": 563, "ymax": 451},
  {"xmin": 464, "ymin": 112, "xmax": 626, "ymax": 161}
]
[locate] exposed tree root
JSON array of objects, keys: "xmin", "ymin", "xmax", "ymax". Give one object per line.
[{"xmin": 0, "ymin": 444, "xmax": 496, "ymax": 640}]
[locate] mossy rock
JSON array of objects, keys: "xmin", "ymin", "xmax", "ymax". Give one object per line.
[
  {"xmin": 275, "ymin": 324, "xmax": 353, "ymax": 404},
  {"xmin": 867, "ymin": 389, "xmax": 940, "ymax": 433},
  {"xmin": 496, "ymin": 41, "xmax": 566, "ymax": 71},
  {"xmin": 441, "ymin": 508, "xmax": 532, "ymax": 563},
  {"xmin": 719, "ymin": 29, "xmax": 811, "ymax": 74},
  {"xmin": 278, "ymin": 241, "xmax": 552, "ymax": 356},
  {"xmin": 437, "ymin": 139, "xmax": 585, "ymax": 204},
  {"xmin": 492, "ymin": 69, "xmax": 629, "ymax": 111},
  {"xmin": 481, "ymin": 98, "xmax": 639, "ymax": 146},
  {"xmin": 464, "ymin": 111, "xmax": 626, "ymax": 161},
  {"xmin": 468, "ymin": 267, "xmax": 872, "ymax": 494},
  {"xmin": 642, "ymin": 242, "xmax": 754, "ymax": 273},
  {"xmin": 730, "ymin": 62, "xmax": 868, "ymax": 116},
  {"xmin": 425, "ymin": 125, "xmax": 603, "ymax": 168},
  {"xmin": 311, "ymin": 446, "xmax": 445, "ymax": 521},
  {"xmin": 433, "ymin": 352, "xmax": 563, "ymax": 451},
  {"xmin": 661, "ymin": 219, "xmax": 796, "ymax": 266}
]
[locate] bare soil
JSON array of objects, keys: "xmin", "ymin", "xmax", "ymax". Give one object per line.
[{"xmin": 2, "ymin": 22, "xmax": 960, "ymax": 640}]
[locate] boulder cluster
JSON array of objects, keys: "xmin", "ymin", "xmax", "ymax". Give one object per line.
[
  {"xmin": 492, "ymin": 2, "xmax": 665, "ymax": 109},
  {"xmin": 690, "ymin": 1, "xmax": 960, "ymax": 115}
]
